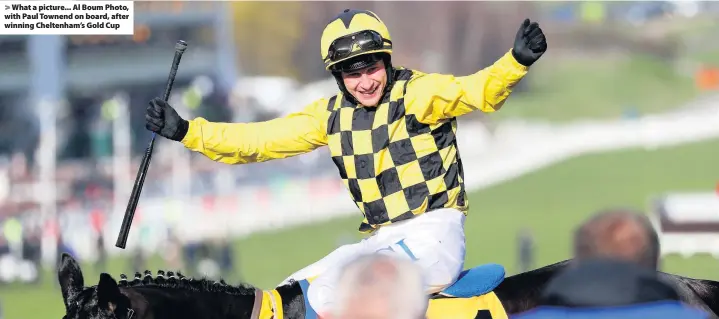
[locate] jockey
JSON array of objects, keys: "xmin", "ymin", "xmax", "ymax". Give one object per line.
[{"xmin": 145, "ymin": 9, "xmax": 546, "ymax": 317}]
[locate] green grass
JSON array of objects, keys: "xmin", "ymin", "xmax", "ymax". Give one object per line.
[
  {"xmin": 3, "ymin": 138, "xmax": 719, "ymax": 318},
  {"xmin": 493, "ymin": 54, "xmax": 699, "ymax": 122},
  {"xmin": 689, "ymin": 49, "xmax": 719, "ymax": 67}
]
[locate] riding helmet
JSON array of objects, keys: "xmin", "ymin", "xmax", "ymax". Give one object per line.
[{"xmin": 320, "ymin": 9, "xmax": 393, "ymax": 71}]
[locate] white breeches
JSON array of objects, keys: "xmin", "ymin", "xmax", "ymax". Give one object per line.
[{"xmin": 279, "ymin": 207, "xmax": 467, "ymax": 315}]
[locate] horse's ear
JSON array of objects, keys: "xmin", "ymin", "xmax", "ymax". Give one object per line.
[
  {"xmin": 58, "ymin": 252, "xmax": 84, "ymax": 309},
  {"xmin": 97, "ymin": 273, "xmax": 124, "ymax": 311}
]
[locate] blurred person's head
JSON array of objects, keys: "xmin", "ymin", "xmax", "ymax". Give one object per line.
[
  {"xmin": 329, "ymin": 254, "xmax": 427, "ymax": 319},
  {"xmin": 541, "ymin": 258, "xmax": 679, "ymax": 308},
  {"xmin": 321, "ymin": 9, "xmax": 393, "ymax": 107},
  {"xmin": 574, "ymin": 208, "xmax": 659, "ymax": 270}
]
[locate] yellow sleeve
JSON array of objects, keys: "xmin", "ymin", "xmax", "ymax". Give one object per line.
[
  {"xmin": 405, "ymin": 49, "xmax": 528, "ymax": 125},
  {"xmin": 180, "ymin": 98, "xmax": 329, "ymax": 164}
]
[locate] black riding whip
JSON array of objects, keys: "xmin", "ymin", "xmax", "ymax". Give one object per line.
[{"xmin": 115, "ymin": 40, "xmax": 188, "ymax": 249}]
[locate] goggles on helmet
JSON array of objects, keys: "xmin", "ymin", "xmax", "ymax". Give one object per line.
[{"xmin": 327, "ymin": 30, "xmax": 391, "ymax": 66}]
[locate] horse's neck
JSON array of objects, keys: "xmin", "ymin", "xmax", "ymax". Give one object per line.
[{"xmin": 130, "ymin": 286, "xmax": 256, "ymax": 319}]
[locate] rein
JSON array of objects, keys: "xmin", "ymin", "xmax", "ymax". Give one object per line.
[
  {"xmin": 251, "ymin": 288, "xmax": 283, "ymax": 319},
  {"xmin": 251, "ymin": 288, "xmax": 263, "ymax": 319}
]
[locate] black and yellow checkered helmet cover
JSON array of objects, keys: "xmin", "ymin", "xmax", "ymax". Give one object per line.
[{"xmin": 320, "ymin": 9, "xmax": 392, "ymax": 70}]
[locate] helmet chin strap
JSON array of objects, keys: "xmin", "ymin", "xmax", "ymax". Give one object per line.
[{"xmin": 332, "ymin": 54, "xmax": 395, "ymax": 107}]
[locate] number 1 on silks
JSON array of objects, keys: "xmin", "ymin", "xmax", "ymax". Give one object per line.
[{"xmin": 375, "ymin": 239, "xmax": 419, "ymax": 261}]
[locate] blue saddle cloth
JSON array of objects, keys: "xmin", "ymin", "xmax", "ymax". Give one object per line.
[
  {"xmin": 439, "ymin": 263, "xmax": 506, "ymax": 298},
  {"xmin": 511, "ymin": 302, "xmax": 710, "ymax": 319}
]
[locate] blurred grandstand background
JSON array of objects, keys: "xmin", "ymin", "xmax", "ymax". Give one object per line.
[{"xmin": 2, "ymin": 1, "xmax": 719, "ymax": 318}]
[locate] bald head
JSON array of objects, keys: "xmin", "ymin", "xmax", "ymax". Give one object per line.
[
  {"xmin": 573, "ymin": 208, "xmax": 660, "ymax": 270},
  {"xmin": 331, "ymin": 254, "xmax": 428, "ymax": 319}
]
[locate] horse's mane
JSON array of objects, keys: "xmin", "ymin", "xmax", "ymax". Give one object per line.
[{"xmin": 116, "ymin": 270, "xmax": 258, "ymax": 296}]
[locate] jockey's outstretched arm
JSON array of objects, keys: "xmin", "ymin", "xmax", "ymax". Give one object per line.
[
  {"xmin": 404, "ymin": 49, "xmax": 529, "ymax": 126},
  {"xmin": 146, "ymin": 97, "xmax": 329, "ymax": 164}
]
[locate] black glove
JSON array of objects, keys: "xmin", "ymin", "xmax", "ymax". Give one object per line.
[
  {"xmin": 145, "ymin": 98, "xmax": 189, "ymax": 142},
  {"xmin": 512, "ymin": 18, "xmax": 547, "ymax": 67}
]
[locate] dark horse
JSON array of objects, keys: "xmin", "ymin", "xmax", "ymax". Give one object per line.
[{"xmin": 58, "ymin": 253, "xmax": 719, "ymax": 319}]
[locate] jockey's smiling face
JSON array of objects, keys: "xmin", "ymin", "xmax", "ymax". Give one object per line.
[{"xmin": 341, "ymin": 59, "xmax": 387, "ymax": 107}]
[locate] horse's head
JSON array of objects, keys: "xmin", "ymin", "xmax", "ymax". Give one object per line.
[{"xmin": 58, "ymin": 253, "xmax": 135, "ymax": 319}]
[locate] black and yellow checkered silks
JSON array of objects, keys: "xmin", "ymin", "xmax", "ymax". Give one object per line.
[
  {"xmin": 180, "ymin": 49, "xmax": 528, "ymax": 232},
  {"xmin": 326, "ymin": 69, "xmax": 467, "ymax": 232}
]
